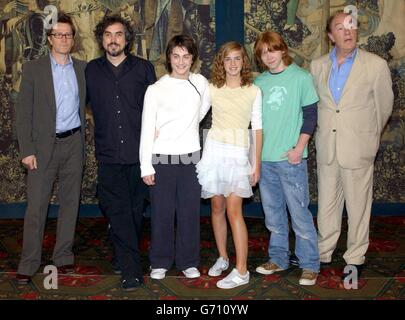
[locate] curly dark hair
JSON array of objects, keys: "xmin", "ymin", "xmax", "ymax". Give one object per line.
[
  {"xmin": 94, "ymin": 14, "xmax": 134, "ymax": 55},
  {"xmin": 210, "ymin": 41, "xmax": 253, "ymax": 88}
]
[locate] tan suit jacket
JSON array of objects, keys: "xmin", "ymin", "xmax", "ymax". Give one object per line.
[{"xmin": 310, "ymin": 49, "xmax": 393, "ymax": 169}]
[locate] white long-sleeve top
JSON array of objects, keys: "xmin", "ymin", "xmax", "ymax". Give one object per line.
[{"xmin": 139, "ymin": 73, "xmax": 211, "ymax": 177}]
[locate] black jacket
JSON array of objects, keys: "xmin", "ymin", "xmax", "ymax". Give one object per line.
[{"xmin": 86, "ymin": 54, "xmax": 156, "ymax": 164}]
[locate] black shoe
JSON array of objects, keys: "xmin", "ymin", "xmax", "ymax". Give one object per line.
[
  {"xmin": 121, "ymin": 277, "xmax": 142, "ymax": 291},
  {"xmin": 342, "ymin": 264, "xmax": 364, "ymax": 281},
  {"xmin": 289, "ymin": 254, "xmax": 299, "ymax": 267},
  {"xmin": 16, "ymin": 273, "xmax": 32, "ymax": 285},
  {"xmin": 57, "ymin": 264, "xmax": 75, "ymax": 274}
]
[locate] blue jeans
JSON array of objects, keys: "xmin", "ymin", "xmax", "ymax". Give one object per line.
[{"xmin": 259, "ymin": 160, "xmax": 319, "ymax": 273}]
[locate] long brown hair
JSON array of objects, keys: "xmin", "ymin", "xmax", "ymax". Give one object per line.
[{"xmin": 210, "ymin": 41, "xmax": 253, "ymax": 88}]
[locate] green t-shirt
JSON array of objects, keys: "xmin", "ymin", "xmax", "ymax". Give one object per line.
[{"xmin": 254, "ymin": 64, "xmax": 319, "ymax": 162}]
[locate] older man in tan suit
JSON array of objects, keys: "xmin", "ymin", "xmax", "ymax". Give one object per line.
[{"xmin": 310, "ymin": 11, "xmax": 393, "ymax": 280}]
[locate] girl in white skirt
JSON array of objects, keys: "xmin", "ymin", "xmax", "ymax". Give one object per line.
[{"xmin": 196, "ymin": 41, "xmax": 262, "ymax": 289}]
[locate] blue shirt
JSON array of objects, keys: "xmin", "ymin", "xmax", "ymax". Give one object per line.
[
  {"xmin": 329, "ymin": 47, "xmax": 357, "ymax": 105},
  {"xmin": 50, "ymin": 55, "xmax": 81, "ymax": 133}
]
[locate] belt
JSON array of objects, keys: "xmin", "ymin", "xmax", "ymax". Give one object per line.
[
  {"xmin": 153, "ymin": 151, "xmax": 201, "ymax": 165},
  {"xmin": 56, "ymin": 126, "xmax": 81, "ymax": 139}
]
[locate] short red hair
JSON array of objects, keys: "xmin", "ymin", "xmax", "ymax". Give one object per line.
[{"xmin": 254, "ymin": 31, "xmax": 293, "ymax": 70}]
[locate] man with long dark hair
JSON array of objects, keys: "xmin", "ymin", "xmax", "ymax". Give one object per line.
[{"xmin": 86, "ymin": 14, "xmax": 156, "ymax": 291}]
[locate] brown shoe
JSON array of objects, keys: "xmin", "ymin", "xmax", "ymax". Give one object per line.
[
  {"xmin": 255, "ymin": 262, "xmax": 285, "ymax": 275},
  {"xmin": 57, "ymin": 264, "xmax": 75, "ymax": 274},
  {"xmin": 299, "ymin": 269, "xmax": 318, "ymax": 286},
  {"xmin": 16, "ymin": 273, "xmax": 32, "ymax": 285}
]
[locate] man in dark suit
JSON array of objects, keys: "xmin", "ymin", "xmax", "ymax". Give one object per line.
[
  {"xmin": 15, "ymin": 12, "xmax": 87, "ymax": 284},
  {"xmin": 86, "ymin": 15, "xmax": 156, "ymax": 291}
]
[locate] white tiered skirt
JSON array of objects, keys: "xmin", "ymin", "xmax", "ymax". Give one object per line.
[{"xmin": 196, "ymin": 137, "xmax": 253, "ymax": 199}]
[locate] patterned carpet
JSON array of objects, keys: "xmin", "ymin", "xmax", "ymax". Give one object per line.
[{"xmin": 0, "ymin": 216, "xmax": 404, "ymax": 300}]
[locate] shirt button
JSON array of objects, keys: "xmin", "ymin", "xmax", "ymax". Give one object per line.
[
  {"xmin": 116, "ymin": 95, "xmax": 119, "ymax": 99},
  {"xmin": 337, "ymin": 88, "xmax": 340, "ymax": 91},
  {"xmin": 118, "ymin": 125, "xmax": 122, "ymax": 129},
  {"xmin": 117, "ymin": 110, "xmax": 121, "ymax": 114},
  {"xmin": 333, "ymin": 129, "xmax": 337, "ymax": 132},
  {"xmin": 336, "ymin": 110, "xmax": 340, "ymax": 113},
  {"xmin": 120, "ymin": 140, "xmax": 124, "ymax": 143}
]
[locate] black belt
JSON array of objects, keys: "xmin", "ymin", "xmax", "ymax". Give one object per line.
[{"xmin": 56, "ymin": 126, "xmax": 81, "ymax": 139}]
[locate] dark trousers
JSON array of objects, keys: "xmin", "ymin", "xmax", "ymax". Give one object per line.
[
  {"xmin": 97, "ymin": 164, "xmax": 146, "ymax": 281},
  {"xmin": 149, "ymin": 155, "xmax": 201, "ymax": 270},
  {"xmin": 18, "ymin": 131, "xmax": 83, "ymax": 276}
]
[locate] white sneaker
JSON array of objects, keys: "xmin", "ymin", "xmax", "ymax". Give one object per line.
[
  {"xmin": 216, "ymin": 268, "xmax": 249, "ymax": 289},
  {"xmin": 208, "ymin": 257, "xmax": 229, "ymax": 277},
  {"xmin": 150, "ymin": 268, "xmax": 167, "ymax": 280},
  {"xmin": 182, "ymin": 267, "xmax": 200, "ymax": 278}
]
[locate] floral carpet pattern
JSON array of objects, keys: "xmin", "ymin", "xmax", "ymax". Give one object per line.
[{"xmin": 0, "ymin": 216, "xmax": 404, "ymax": 300}]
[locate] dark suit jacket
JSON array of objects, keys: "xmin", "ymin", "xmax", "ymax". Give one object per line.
[{"xmin": 16, "ymin": 54, "xmax": 87, "ymax": 168}]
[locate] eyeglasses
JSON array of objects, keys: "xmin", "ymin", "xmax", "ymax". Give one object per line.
[{"xmin": 51, "ymin": 33, "xmax": 74, "ymax": 39}]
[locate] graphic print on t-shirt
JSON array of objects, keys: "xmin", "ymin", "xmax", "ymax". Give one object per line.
[{"xmin": 266, "ymin": 86, "xmax": 287, "ymax": 111}]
